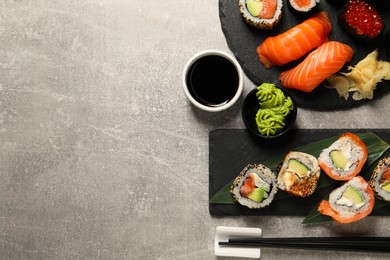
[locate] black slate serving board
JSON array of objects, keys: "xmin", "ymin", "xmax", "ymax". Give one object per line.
[
  {"xmin": 219, "ymin": 0, "xmax": 390, "ymax": 110},
  {"xmin": 209, "ymin": 129, "xmax": 390, "ymax": 216}
]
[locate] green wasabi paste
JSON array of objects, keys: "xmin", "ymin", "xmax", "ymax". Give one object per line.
[{"xmin": 255, "ymin": 83, "xmax": 293, "ymax": 136}]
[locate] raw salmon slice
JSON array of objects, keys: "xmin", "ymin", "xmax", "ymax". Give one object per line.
[
  {"xmin": 257, "ymin": 11, "xmax": 331, "ymax": 68},
  {"xmin": 279, "ymin": 41, "xmax": 354, "ymax": 92},
  {"xmin": 259, "ymin": 0, "xmax": 278, "ymax": 19}
]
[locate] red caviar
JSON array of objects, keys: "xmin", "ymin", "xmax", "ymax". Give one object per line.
[{"xmin": 342, "ymin": 0, "xmax": 384, "ymax": 39}]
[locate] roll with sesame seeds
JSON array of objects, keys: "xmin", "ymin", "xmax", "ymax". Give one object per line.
[
  {"xmin": 277, "ymin": 151, "xmax": 321, "ymax": 197},
  {"xmin": 239, "ymin": 0, "xmax": 283, "ymax": 30},
  {"xmin": 369, "ymin": 157, "xmax": 390, "ymax": 201},
  {"xmin": 231, "ymin": 164, "xmax": 278, "ymax": 209}
]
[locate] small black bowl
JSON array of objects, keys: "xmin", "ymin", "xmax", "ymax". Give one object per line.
[{"xmin": 242, "ymin": 87, "xmax": 298, "ymax": 140}]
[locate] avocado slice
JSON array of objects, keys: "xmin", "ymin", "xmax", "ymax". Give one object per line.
[
  {"xmin": 382, "ymin": 182, "xmax": 390, "ymax": 192},
  {"xmin": 342, "ymin": 186, "xmax": 364, "ymax": 205},
  {"xmin": 288, "ymin": 159, "xmax": 309, "ymax": 178},
  {"xmin": 330, "ymin": 150, "xmax": 348, "ymax": 170},
  {"xmin": 247, "ymin": 188, "xmax": 264, "ymax": 203},
  {"xmin": 246, "ymin": 0, "xmax": 263, "ymax": 17}
]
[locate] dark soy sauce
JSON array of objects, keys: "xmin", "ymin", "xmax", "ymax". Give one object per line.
[{"xmin": 186, "ymin": 55, "xmax": 239, "ymax": 107}]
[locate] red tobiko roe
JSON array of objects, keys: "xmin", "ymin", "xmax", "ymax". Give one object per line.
[{"xmin": 343, "ymin": 0, "xmax": 384, "ymax": 39}]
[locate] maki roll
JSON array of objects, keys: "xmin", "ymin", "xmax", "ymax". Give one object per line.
[
  {"xmin": 231, "ymin": 164, "xmax": 278, "ymax": 208},
  {"xmin": 318, "ymin": 132, "xmax": 368, "ymax": 181},
  {"xmin": 318, "ymin": 176, "xmax": 375, "ymax": 223},
  {"xmin": 369, "ymin": 157, "xmax": 390, "ymax": 201},
  {"xmin": 277, "ymin": 151, "xmax": 320, "ymax": 197},
  {"xmin": 239, "ymin": 0, "xmax": 283, "ymax": 30},
  {"xmin": 288, "ymin": 0, "xmax": 320, "ymax": 13}
]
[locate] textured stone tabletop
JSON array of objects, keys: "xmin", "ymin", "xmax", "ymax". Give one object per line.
[{"xmin": 1, "ymin": 0, "xmax": 389, "ymax": 259}]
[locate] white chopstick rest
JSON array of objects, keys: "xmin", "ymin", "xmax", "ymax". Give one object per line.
[{"xmin": 215, "ymin": 226, "xmax": 262, "ymax": 258}]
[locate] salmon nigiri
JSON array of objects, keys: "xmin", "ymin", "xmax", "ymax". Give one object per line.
[
  {"xmin": 257, "ymin": 11, "xmax": 331, "ymax": 69},
  {"xmin": 279, "ymin": 41, "xmax": 354, "ymax": 92}
]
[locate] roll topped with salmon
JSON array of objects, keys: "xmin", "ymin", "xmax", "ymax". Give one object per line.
[
  {"xmin": 318, "ymin": 132, "xmax": 368, "ymax": 181},
  {"xmin": 318, "ymin": 176, "xmax": 375, "ymax": 223}
]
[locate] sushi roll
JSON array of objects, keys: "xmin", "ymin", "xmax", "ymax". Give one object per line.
[
  {"xmin": 288, "ymin": 0, "xmax": 320, "ymax": 13},
  {"xmin": 277, "ymin": 151, "xmax": 320, "ymax": 197},
  {"xmin": 239, "ymin": 0, "xmax": 283, "ymax": 30},
  {"xmin": 369, "ymin": 157, "xmax": 390, "ymax": 201},
  {"xmin": 231, "ymin": 164, "xmax": 278, "ymax": 208},
  {"xmin": 318, "ymin": 176, "xmax": 375, "ymax": 223},
  {"xmin": 318, "ymin": 132, "xmax": 368, "ymax": 181}
]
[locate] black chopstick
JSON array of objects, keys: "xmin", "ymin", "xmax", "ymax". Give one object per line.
[
  {"xmin": 218, "ymin": 237, "xmax": 390, "ymax": 253},
  {"xmin": 229, "ymin": 236, "xmax": 390, "ymax": 243}
]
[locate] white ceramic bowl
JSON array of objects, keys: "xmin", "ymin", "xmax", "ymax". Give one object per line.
[{"xmin": 182, "ymin": 50, "xmax": 244, "ymax": 112}]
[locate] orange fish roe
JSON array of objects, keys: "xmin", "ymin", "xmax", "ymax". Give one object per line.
[{"xmin": 342, "ymin": 0, "xmax": 384, "ymax": 39}]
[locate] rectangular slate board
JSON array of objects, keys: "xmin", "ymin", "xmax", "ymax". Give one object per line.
[{"xmin": 209, "ymin": 129, "xmax": 390, "ymax": 216}]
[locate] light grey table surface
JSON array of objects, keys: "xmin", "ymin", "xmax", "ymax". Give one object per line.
[{"xmin": 1, "ymin": 0, "xmax": 389, "ymax": 259}]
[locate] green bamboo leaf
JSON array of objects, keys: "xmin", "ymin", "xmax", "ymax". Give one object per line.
[
  {"xmin": 358, "ymin": 132, "xmax": 390, "ymax": 177},
  {"xmin": 209, "ymin": 180, "xmax": 235, "ymax": 204},
  {"xmin": 301, "ymin": 202, "xmax": 333, "ymax": 224},
  {"xmin": 374, "ymin": 199, "xmax": 390, "ymax": 211}
]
